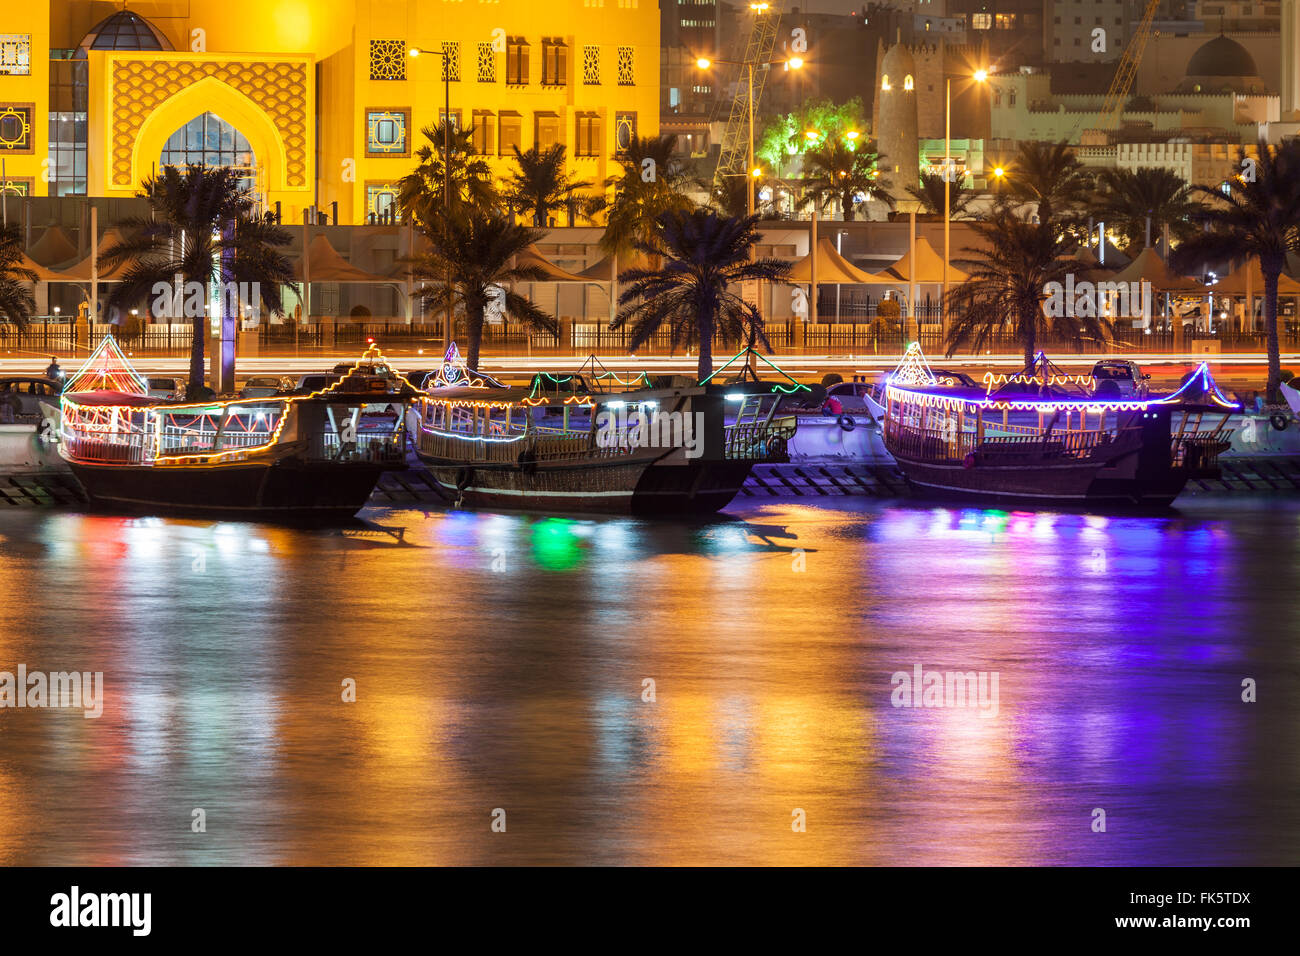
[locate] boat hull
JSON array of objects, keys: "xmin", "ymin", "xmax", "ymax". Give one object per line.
[
  {"xmin": 67, "ymin": 458, "xmax": 391, "ymax": 522},
  {"xmin": 417, "ymin": 453, "xmax": 756, "ymax": 515},
  {"xmin": 891, "ymin": 455, "xmax": 1187, "ymax": 509}
]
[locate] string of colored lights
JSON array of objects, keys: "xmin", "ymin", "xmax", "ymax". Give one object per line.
[
  {"xmin": 62, "ymin": 336, "xmax": 150, "ymax": 395},
  {"xmin": 885, "ymin": 345, "xmax": 1241, "ymax": 413},
  {"xmin": 698, "ymin": 347, "xmax": 812, "ymax": 394},
  {"xmin": 982, "ymin": 370, "xmax": 1096, "ymax": 393},
  {"xmin": 886, "ymin": 343, "xmax": 938, "ymax": 387},
  {"xmin": 430, "ymin": 342, "xmax": 489, "ymax": 389},
  {"xmin": 61, "ymin": 339, "xmax": 411, "ymax": 468}
]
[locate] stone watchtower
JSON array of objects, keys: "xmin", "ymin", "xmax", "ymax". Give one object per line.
[{"xmin": 873, "ymin": 40, "xmax": 920, "ymax": 200}]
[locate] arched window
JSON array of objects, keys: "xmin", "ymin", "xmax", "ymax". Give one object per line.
[
  {"xmin": 904, "ymin": 74, "xmax": 914, "ymax": 91},
  {"xmin": 881, "ymin": 74, "xmax": 891, "ymax": 91},
  {"xmin": 159, "ymin": 113, "xmax": 257, "ymax": 194}
]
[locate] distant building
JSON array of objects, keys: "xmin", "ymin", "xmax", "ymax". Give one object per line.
[
  {"xmin": 945, "ymin": 0, "xmax": 1045, "ymax": 66},
  {"xmin": 1045, "ymin": 0, "xmax": 1130, "ymax": 64},
  {"xmin": 1, "ymin": 1, "xmax": 660, "ymax": 223},
  {"xmin": 874, "ymin": 42, "xmax": 921, "ymax": 197}
]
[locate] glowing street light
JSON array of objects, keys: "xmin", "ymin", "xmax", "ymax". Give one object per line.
[
  {"xmin": 409, "ymin": 44, "xmax": 456, "ymax": 351},
  {"xmin": 696, "ymin": 51, "xmax": 805, "ymax": 216},
  {"xmin": 944, "ymin": 66, "xmax": 992, "ymax": 329}
]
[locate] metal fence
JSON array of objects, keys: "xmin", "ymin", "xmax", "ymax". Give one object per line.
[{"xmin": 7, "ymin": 318, "xmax": 1300, "ymax": 360}]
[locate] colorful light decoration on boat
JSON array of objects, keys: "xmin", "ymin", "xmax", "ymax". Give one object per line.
[
  {"xmin": 60, "ymin": 342, "xmax": 411, "ymax": 468},
  {"xmin": 698, "ymin": 347, "xmax": 812, "ymax": 394},
  {"xmin": 884, "ymin": 345, "xmax": 1240, "ymax": 413},
  {"xmin": 430, "ymin": 342, "xmax": 489, "ymax": 389},
  {"xmin": 886, "ymin": 342, "xmax": 938, "ymax": 387},
  {"xmin": 1153, "ymin": 362, "xmax": 1239, "ymax": 410},
  {"xmin": 63, "ymin": 336, "xmax": 149, "ymax": 395},
  {"xmin": 982, "ymin": 370, "xmax": 1096, "ymax": 394},
  {"xmin": 319, "ymin": 342, "xmax": 423, "ymax": 396}
]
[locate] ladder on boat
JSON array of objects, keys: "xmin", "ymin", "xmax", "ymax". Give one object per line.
[{"xmin": 734, "ymin": 394, "xmax": 778, "ymax": 428}]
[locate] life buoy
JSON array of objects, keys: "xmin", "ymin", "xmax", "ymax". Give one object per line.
[
  {"xmin": 1270, "ymin": 413, "xmax": 1289, "ymax": 431},
  {"xmin": 837, "ymin": 414, "xmax": 856, "ymax": 432},
  {"xmin": 963, "ymin": 452, "xmax": 977, "ymax": 470}
]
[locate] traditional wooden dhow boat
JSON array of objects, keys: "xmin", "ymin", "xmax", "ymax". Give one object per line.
[
  {"xmin": 413, "ymin": 366, "xmax": 795, "ymax": 515},
  {"xmin": 880, "ymin": 345, "xmax": 1237, "ymax": 508},
  {"xmin": 56, "ymin": 339, "xmax": 416, "ymax": 520}
]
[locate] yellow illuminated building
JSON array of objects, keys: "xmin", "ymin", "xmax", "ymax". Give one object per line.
[{"xmin": 1, "ymin": 1, "xmax": 660, "ymax": 223}]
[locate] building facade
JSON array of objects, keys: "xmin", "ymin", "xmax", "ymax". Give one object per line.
[{"xmin": 1, "ymin": 1, "xmax": 660, "ymax": 224}]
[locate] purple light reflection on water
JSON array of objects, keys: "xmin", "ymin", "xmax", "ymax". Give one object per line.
[{"xmin": 0, "ymin": 497, "xmax": 1295, "ymax": 865}]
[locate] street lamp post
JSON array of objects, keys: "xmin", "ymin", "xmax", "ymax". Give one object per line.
[
  {"xmin": 409, "ymin": 45, "xmax": 454, "ymax": 350},
  {"xmin": 944, "ymin": 68, "xmax": 988, "ymax": 335},
  {"xmin": 695, "ymin": 53, "xmax": 804, "ymax": 216}
]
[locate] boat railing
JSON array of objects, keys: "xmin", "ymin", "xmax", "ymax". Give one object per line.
[
  {"xmin": 888, "ymin": 424, "xmax": 979, "ymax": 461},
  {"xmin": 890, "ymin": 420, "xmax": 1109, "ymax": 462},
  {"xmin": 533, "ymin": 435, "xmax": 604, "ymax": 460},
  {"xmin": 1171, "ymin": 432, "xmax": 1231, "ymax": 474},
  {"xmin": 723, "ymin": 420, "xmax": 795, "ymax": 461},
  {"xmin": 158, "ymin": 426, "xmax": 278, "ymax": 455},
  {"xmin": 319, "ymin": 432, "xmax": 406, "ymax": 463},
  {"xmin": 418, "ymin": 429, "xmax": 527, "ymax": 464},
  {"xmin": 64, "ymin": 432, "xmax": 148, "ymax": 465}
]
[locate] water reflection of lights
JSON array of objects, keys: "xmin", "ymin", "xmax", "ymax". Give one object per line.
[{"xmin": 531, "ymin": 517, "xmax": 586, "ymax": 570}]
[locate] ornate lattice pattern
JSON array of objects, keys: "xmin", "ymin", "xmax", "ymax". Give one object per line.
[
  {"xmin": 0, "ymin": 35, "xmax": 31, "ymax": 76},
  {"xmin": 614, "ymin": 111, "xmax": 636, "ymax": 153},
  {"xmin": 441, "ymin": 42, "xmax": 461, "ymax": 82},
  {"xmin": 366, "ymin": 109, "xmax": 409, "ymax": 155},
  {"xmin": 366, "ymin": 183, "xmax": 401, "ymax": 223},
  {"xmin": 109, "ymin": 59, "xmax": 310, "ymax": 188},
  {"xmin": 370, "ymin": 40, "xmax": 408, "ymax": 80},
  {"xmin": 616, "ymin": 46, "xmax": 634, "ymax": 86},
  {"xmin": 582, "ymin": 46, "xmax": 600, "ymax": 85},
  {"xmin": 0, "ymin": 104, "xmax": 34, "ymax": 153},
  {"xmin": 477, "ymin": 42, "xmax": 495, "ymax": 82},
  {"xmin": 0, "ymin": 177, "xmax": 32, "ymax": 197}
]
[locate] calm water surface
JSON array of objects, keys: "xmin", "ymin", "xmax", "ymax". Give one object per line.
[{"xmin": 0, "ymin": 497, "xmax": 1296, "ymax": 865}]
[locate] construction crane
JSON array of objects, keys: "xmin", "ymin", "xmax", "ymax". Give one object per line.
[
  {"xmin": 1097, "ymin": 0, "xmax": 1164, "ymax": 132},
  {"xmin": 712, "ymin": 5, "xmax": 782, "ymax": 189}
]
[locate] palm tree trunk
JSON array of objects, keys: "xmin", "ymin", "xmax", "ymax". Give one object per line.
[
  {"xmin": 1022, "ymin": 308, "xmax": 1035, "ymax": 370},
  {"xmin": 697, "ymin": 313, "xmax": 714, "ymax": 382},
  {"xmin": 465, "ymin": 294, "xmax": 486, "ymax": 371},
  {"xmin": 1262, "ymin": 252, "xmax": 1283, "ymax": 402}
]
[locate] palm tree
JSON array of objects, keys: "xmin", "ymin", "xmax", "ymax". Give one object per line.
[
  {"xmin": 945, "ymin": 208, "xmax": 1110, "ymax": 367},
  {"xmin": 503, "ymin": 144, "xmax": 599, "ymax": 227},
  {"xmin": 801, "ymin": 139, "xmax": 893, "ymax": 221},
  {"xmin": 0, "ymin": 225, "xmax": 36, "ymax": 330},
  {"xmin": 600, "ymin": 134, "xmax": 694, "ymax": 256},
  {"xmin": 397, "ymin": 121, "xmax": 497, "ymax": 229},
  {"xmin": 708, "ymin": 174, "xmax": 751, "ymax": 219},
  {"xmin": 102, "ymin": 165, "xmax": 296, "ymax": 396},
  {"xmin": 906, "ymin": 172, "xmax": 974, "ymax": 219},
  {"xmin": 1094, "ymin": 166, "xmax": 1196, "ymax": 252},
  {"xmin": 613, "ymin": 209, "xmax": 792, "ymax": 380},
  {"xmin": 1173, "ymin": 140, "xmax": 1300, "ymax": 401},
  {"xmin": 413, "ymin": 208, "xmax": 558, "ymax": 371},
  {"xmin": 1003, "ymin": 140, "xmax": 1092, "ymax": 228}
]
